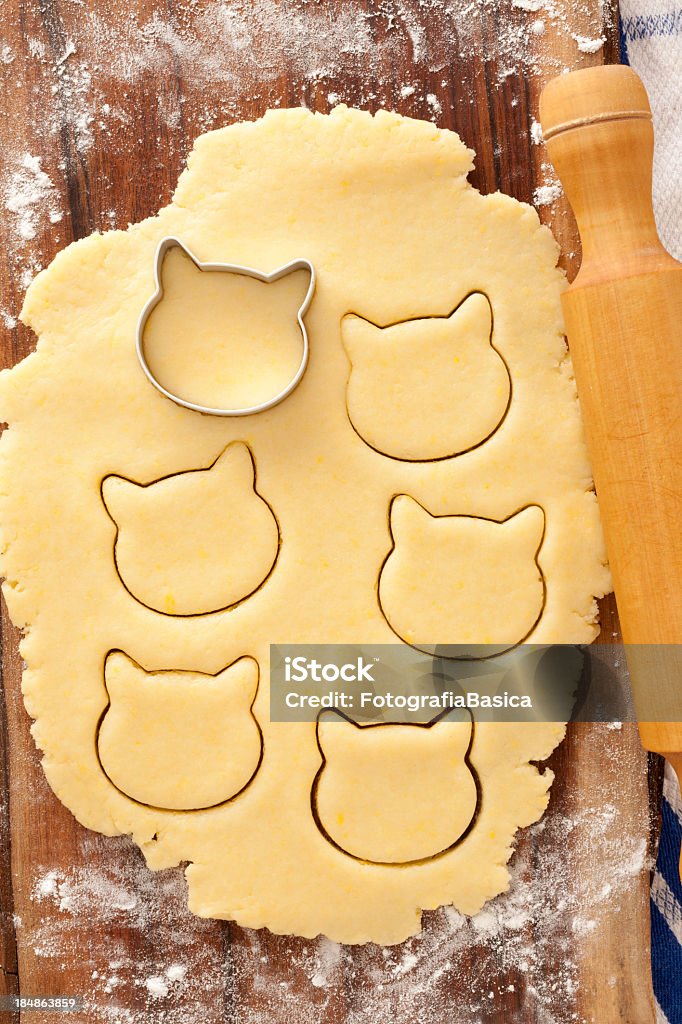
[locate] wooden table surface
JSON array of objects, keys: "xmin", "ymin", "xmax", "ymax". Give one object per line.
[{"xmin": 0, "ymin": 2, "xmax": 661, "ymax": 1022}]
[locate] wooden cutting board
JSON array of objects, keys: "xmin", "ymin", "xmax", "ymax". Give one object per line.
[{"xmin": 0, "ymin": 2, "xmax": 659, "ymax": 1021}]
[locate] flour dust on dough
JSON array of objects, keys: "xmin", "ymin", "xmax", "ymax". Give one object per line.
[{"xmin": 0, "ymin": 106, "xmax": 610, "ymax": 945}]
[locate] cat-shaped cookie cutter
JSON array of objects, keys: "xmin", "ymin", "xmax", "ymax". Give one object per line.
[{"xmin": 136, "ymin": 236, "xmax": 316, "ymax": 416}]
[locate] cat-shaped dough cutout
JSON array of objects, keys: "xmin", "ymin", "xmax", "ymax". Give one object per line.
[
  {"xmin": 342, "ymin": 292, "xmax": 510, "ymax": 461},
  {"xmin": 312, "ymin": 708, "xmax": 479, "ymax": 864},
  {"xmin": 102, "ymin": 442, "xmax": 279, "ymax": 616},
  {"xmin": 379, "ymin": 496, "xmax": 545, "ymax": 656},
  {"xmin": 97, "ymin": 651, "xmax": 262, "ymax": 810},
  {"xmin": 141, "ymin": 240, "xmax": 313, "ymax": 411}
]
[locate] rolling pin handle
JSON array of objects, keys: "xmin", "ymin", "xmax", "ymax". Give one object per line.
[{"xmin": 540, "ymin": 66, "xmax": 675, "ymax": 285}]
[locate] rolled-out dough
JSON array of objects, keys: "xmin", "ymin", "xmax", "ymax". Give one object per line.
[{"xmin": 0, "ymin": 106, "xmax": 610, "ymax": 945}]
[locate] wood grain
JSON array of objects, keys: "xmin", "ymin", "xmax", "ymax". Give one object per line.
[{"xmin": 0, "ymin": 2, "xmax": 657, "ymax": 1022}]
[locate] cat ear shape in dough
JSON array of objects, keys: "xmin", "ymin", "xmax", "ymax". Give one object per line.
[
  {"xmin": 313, "ymin": 709, "xmax": 479, "ymax": 864},
  {"xmin": 342, "ymin": 292, "xmax": 510, "ymax": 461},
  {"xmin": 142, "ymin": 241, "xmax": 313, "ymax": 411},
  {"xmin": 101, "ymin": 441, "xmax": 279, "ymax": 616},
  {"xmin": 157, "ymin": 240, "xmax": 201, "ymax": 286},
  {"xmin": 379, "ymin": 496, "xmax": 545, "ymax": 656},
  {"xmin": 97, "ymin": 651, "xmax": 262, "ymax": 810}
]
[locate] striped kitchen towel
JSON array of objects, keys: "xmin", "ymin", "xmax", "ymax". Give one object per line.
[
  {"xmin": 619, "ymin": 0, "xmax": 682, "ymax": 261},
  {"xmin": 651, "ymin": 764, "xmax": 682, "ymax": 1023},
  {"xmin": 620, "ymin": 4, "xmax": 682, "ymax": 1020}
]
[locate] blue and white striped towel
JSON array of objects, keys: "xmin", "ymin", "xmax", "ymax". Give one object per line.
[
  {"xmin": 620, "ymin": 6, "xmax": 682, "ymax": 1019},
  {"xmin": 651, "ymin": 765, "xmax": 682, "ymax": 1022},
  {"xmin": 620, "ymin": 2, "xmax": 682, "ymax": 261}
]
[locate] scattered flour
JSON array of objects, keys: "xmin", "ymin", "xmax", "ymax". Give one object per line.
[
  {"xmin": 34, "ymin": 868, "xmax": 59, "ymax": 899},
  {"xmin": 144, "ymin": 976, "xmax": 169, "ymax": 1000},
  {"xmin": 165, "ymin": 963, "xmax": 186, "ymax": 984},
  {"xmin": 572, "ymin": 32, "xmax": 607, "ymax": 53},
  {"xmin": 534, "ymin": 182, "xmax": 564, "ymax": 206},
  {"xmin": 0, "ymin": 0, "xmax": 614, "ymax": 306},
  {"xmin": 530, "ymin": 117, "xmax": 544, "ymax": 145},
  {"xmin": 392, "ymin": 951, "xmax": 419, "ymax": 977},
  {"xmin": 25, "ymin": 839, "xmax": 226, "ymax": 1023},
  {"xmin": 3, "ymin": 154, "xmax": 60, "ymax": 242},
  {"xmin": 19, "ymin": 721, "xmax": 650, "ymax": 1024},
  {"xmin": 33, "ymin": 866, "xmax": 139, "ymax": 917},
  {"xmin": 51, "ymin": 46, "xmax": 95, "ymax": 153}
]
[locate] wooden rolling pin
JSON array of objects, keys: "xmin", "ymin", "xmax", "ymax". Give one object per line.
[{"xmin": 540, "ymin": 66, "xmax": 682, "ymax": 873}]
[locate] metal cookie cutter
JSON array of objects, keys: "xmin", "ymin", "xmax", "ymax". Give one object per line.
[{"xmin": 136, "ymin": 236, "xmax": 316, "ymax": 416}]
